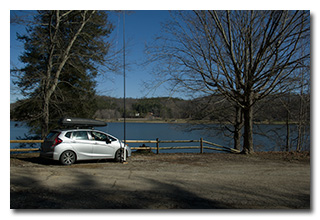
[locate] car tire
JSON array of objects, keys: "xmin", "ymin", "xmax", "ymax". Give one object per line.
[{"xmin": 60, "ymin": 150, "xmax": 76, "ymax": 165}]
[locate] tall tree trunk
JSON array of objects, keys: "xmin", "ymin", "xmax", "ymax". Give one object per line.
[
  {"xmin": 242, "ymin": 105, "xmax": 254, "ymax": 154},
  {"xmin": 242, "ymin": 92, "xmax": 254, "ymax": 154},
  {"xmin": 285, "ymin": 95, "xmax": 291, "ymax": 152},
  {"xmin": 39, "ymin": 10, "xmax": 95, "ymax": 138},
  {"xmin": 286, "ymin": 111, "xmax": 290, "ymax": 152},
  {"xmin": 234, "ymin": 105, "xmax": 243, "ymax": 150},
  {"xmin": 296, "ymin": 68, "xmax": 306, "ymax": 152},
  {"xmin": 42, "ymin": 96, "xmax": 50, "ymax": 139}
]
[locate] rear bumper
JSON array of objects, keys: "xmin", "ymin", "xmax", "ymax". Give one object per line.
[{"xmin": 40, "ymin": 151, "xmax": 54, "ymax": 160}]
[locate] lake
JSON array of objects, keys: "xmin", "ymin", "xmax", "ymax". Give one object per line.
[{"xmin": 10, "ymin": 121, "xmax": 310, "ymax": 153}]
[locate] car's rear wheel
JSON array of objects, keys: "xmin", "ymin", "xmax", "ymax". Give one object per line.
[{"xmin": 60, "ymin": 150, "xmax": 76, "ymax": 165}]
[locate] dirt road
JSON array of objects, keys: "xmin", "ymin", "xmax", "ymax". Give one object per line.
[{"xmin": 10, "ymin": 152, "xmax": 310, "ymax": 209}]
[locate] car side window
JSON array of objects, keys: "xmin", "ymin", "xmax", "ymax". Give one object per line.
[
  {"xmin": 91, "ymin": 131, "xmax": 109, "ymax": 142},
  {"xmin": 65, "ymin": 132, "xmax": 72, "ymax": 138},
  {"xmin": 72, "ymin": 131, "xmax": 89, "ymax": 140}
]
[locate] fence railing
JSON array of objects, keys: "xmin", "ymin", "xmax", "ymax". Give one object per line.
[{"xmin": 10, "ymin": 139, "xmax": 240, "ymax": 153}]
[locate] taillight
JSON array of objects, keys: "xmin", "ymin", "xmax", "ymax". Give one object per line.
[{"xmin": 52, "ymin": 134, "xmax": 62, "ymax": 147}]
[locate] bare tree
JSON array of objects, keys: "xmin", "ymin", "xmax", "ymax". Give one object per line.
[
  {"xmin": 40, "ymin": 11, "xmax": 94, "ymax": 137},
  {"xmin": 296, "ymin": 43, "xmax": 310, "ymax": 152},
  {"xmin": 146, "ymin": 10, "xmax": 310, "ymax": 154}
]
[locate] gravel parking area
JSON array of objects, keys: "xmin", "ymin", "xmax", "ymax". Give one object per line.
[{"xmin": 10, "ymin": 152, "xmax": 310, "ymax": 209}]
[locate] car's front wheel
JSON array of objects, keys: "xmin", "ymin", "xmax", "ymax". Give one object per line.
[
  {"xmin": 114, "ymin": 149, "xmax": 127, "ymax": 162},
  {"xmin": 60, "ymin": 150, "xmax": 76, "ymax": 165}
]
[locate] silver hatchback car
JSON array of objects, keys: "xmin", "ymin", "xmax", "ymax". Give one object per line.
[{"xmin": 40, "ymin": 129, "xmax": 131, "ymax": 165}]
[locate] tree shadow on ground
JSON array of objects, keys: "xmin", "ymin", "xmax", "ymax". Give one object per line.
[
  {"xmin": 11, "ymin": 169, "xmax": 229, "ymax": 209},
  {"xmin": 11, "ymin": 156, "xmax": 310, "ymax": 209},
  {"xmin": 11, "ymin": 154, "xmax": 119, "ymax": 166},
  {"xmin": 11, "ymin": 155, "xmax": 58, "ymax": 165}
]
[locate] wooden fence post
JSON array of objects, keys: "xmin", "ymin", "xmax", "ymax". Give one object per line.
[
  {"xmin": 200, "ymin": 138, "xmax": 203, "ymax": 153},
  {"xmin": 156, "ymin": 138, "xmax": 159, "ymax": 154}
]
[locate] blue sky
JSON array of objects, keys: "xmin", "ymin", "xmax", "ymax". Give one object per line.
[
  {"xmin": 10, "ymin": 10, "xmax": 174, "ymax": 103},
  {"xmin": 102, "ymin": 10, "xmax": 172, "ymax": 99}
]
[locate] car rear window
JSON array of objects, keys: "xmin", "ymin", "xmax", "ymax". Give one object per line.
[
  {"xmin": 65, "ymin": 132, "xmax": 72, "ymax": 138},
  {"xmin": 45, "ymin": 132, "xmax": 60, "ymax": 141}
]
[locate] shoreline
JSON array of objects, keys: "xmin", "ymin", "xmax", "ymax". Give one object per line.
[
  {"xmin": 11, "ymin": 118, "xmax": 303, "ymax": 125},
  {"xmin": 98, "ymin": 118, "xmax": 302, "ymax": 125}
]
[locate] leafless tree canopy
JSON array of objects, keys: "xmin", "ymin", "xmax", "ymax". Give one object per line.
[{"xmin": 146, "ymin": 10, "xmax": 310, "ymax": 153}]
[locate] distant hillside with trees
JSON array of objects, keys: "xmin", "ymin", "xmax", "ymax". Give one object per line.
[
  {"xmin": 11, "ymin": 94, "xmax": 309, "ymax": 123},
  {"xmin": 90, "ymin": 94, "xmax": 309, "ymax": 124}
]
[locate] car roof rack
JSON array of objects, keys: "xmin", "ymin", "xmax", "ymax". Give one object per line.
[{"xmin": 59, "ymin": 117, "xmax": 107, "ymax": 129}]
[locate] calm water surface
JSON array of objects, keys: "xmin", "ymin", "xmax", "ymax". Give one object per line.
[{"xmin": 10, "ymin": 121, "xmax": 310, "ymax": 153}]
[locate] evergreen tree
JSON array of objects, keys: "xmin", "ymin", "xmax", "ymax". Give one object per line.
[{"xmin": 11, "ymin": 10, "xmax": 114, "ymax": 137}]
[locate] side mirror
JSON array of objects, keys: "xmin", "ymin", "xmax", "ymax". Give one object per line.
[{"xmin": 106, "ymin": 139, "xmax": 111, "ymax": 144}]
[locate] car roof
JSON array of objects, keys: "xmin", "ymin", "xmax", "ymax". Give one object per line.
[{"xmin": 48, "ymin": 128, "xmax": 118, "ymax": 140}]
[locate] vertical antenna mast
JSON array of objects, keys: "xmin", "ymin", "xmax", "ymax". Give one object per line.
[{"xmin": 123, "ymin": 11, "xmax": 126, "ymax": 152}]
